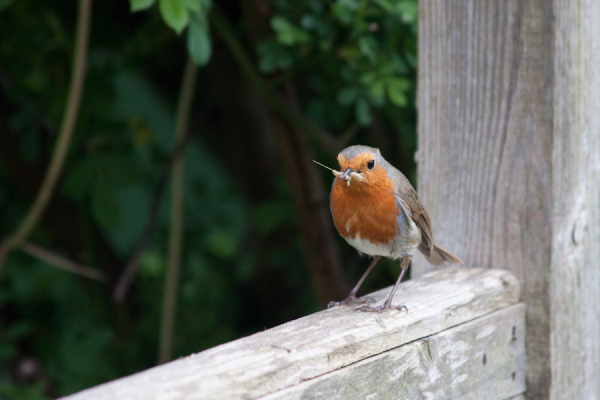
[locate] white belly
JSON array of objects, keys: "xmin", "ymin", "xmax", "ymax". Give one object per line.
[
  {"xmin": 342, "ymin": 217, "xmax": 421, "ymax": 260},
  {"xmin": 343, "ymin": 234, "xmax": 413, "ymax": 259}
]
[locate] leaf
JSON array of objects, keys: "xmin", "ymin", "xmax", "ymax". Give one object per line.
[
  {"xmin": 359, "ymin": 71, "xmax": 377, "ymax": 85},
  {"xmin": 387, "ymin": 77, "xmax": 410, "ymax": 107},
  {"xmin": 358, "ymin": 36, "xmax": 377, "ymax": 63},
  {"xmin": 130, "ymin": 0, "xmax": 156, "ymax": 12},
  {"xmin": 257, "ymin": 40, "xmax": 293, "ymax": 73},
  {"xmin": 139, "ymin": 250, "xmax": 165, "ymax": 277},
  {"xmin": 0, "ymin": 0, "xmax": 14, "ymax": 11},
  {"xmin": 336, "ymin": 86, "xmax": 359, "ymax": 106},
  {"xmin": 93, "ymin": 153, "xmax": 139, "ymax": 186},
  {"xmin": 271, "ymin": 16, "xmax": 310, "ymax": 46},
  {"xmin": 205, "ymin": 230, "xmax": 236, "ymax": 259},
  {"xmin": 355, "ymin": 97, "xmax": 371, "ymax": 125},
  {"xmin": 369, "ymin": 79, "xmax": 386, "ymax": 104},
  {"xmin": 64, "ymin": 153, "xmax": 139, "ymax": 205},
  {"xmin": 331, "ymin": 3, "xmax": 352, "ymax": 25},
  {"xmin": 91, "ymin": 180, "xmax": 119, "ymax": 228},
  {"xmin": 337, "ymin": 0, "xmax": 360, "ymax": 10},
  {"xmin": 187, "ymin": 12, "xmax": 211, "ymax": 65},
  {"xmin": 159, "ymin": 0, "xmax": 189, "ymax": 34},
  {"xmin": 184, "ymin": 0, "xmax": 201, "ymax": 12},
  {"xmin": 398, "ymin": 0, "xmax": 418, "ymax": 23},
  {"xmin": 300, "ymin": 14, "xmax": 316, "ymax": 30},
  {"xmin": 63, "ymin": 158, "xmax": 95, "ymax": 201},
  {"xmin": 373, "ymin": 0, "xmax": 395, "ymax": 13}
]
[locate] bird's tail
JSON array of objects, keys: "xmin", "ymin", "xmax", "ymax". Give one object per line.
[{"xmin": 421, "ymin": 243, "xmax": 463, "ymax": 266}]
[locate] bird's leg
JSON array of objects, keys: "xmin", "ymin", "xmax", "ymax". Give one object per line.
[
  {"xmin": 327, "ymin": 256, "xmax": 381, "ymax": 308},
  {"xmin": 357, "ymin": 256, "xmax": 410, "ymax": 313}
]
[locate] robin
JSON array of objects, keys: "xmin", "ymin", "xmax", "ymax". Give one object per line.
[{"xmin": 324, "ymin": 145, "xmax": 463, "ymax": 312}]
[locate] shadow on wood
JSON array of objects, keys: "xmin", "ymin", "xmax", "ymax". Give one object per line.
[{"xmin": 61, "ymin": 267, "xmax": 525, "ymax": 400}]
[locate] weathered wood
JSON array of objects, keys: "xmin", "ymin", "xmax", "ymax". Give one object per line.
[
  {"xmin": 551, "ymin": 2, "xmax": 600, "ymax": 397},
  {"xmin": 416, "ymin": 1, "xmax": 600, "ymax": 398},
  {"xmin": 416, "ymin": 2, "xmax": 553, "ymax": 393},
  {"xmin": 61, "ymin": 268, "xmax": 521, "ymax": 400},
  {"xmin": 262, "ymin": 304, "xmax": 526, "ymax": 400}
]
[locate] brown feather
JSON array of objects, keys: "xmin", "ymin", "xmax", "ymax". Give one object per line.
[
  {"xmin": 424, "ymin": 244, "xmax": 464, "ymax": 266},
  {"xmin": 391, "ymin": 161, "xmax": 463, "ymax": 265}
]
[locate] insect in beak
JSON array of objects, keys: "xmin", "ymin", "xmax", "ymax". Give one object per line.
[
  {"xmin": 340, "ymin": 168, "xmax": 353, "ymax": 180},
  {"xmin": 313, "ymin": 160, "xmax": 364, "ymax": 186}
]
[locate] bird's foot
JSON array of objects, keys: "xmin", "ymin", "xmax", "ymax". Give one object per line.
[
  {"xmin": 327, "ymin": 295, "xmax": 373, "ymax": 309},
  {"xmin": 356, "ymin": 303, "xmax": 408, "ymax": 313}
]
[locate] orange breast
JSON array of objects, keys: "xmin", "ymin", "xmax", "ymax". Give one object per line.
[{"xmin": 330, "ymin": 169, "xmax": 399, "ymax": 245}]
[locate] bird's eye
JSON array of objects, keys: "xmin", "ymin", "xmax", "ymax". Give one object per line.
[{"xmin": 367, "ymin": 160, "xmax": 375, "ymax": 170}]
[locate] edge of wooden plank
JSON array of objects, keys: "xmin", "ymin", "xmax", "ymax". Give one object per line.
[
  {"xmin": 61, "ymin": 267, "xmax": 520, "ymax": 400},
  {"xmin": 260, "ymin": 303, "xmax": 527, "ymax": 400}
]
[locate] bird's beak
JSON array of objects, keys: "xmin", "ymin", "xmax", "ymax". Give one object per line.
[
  {"xmin": 333, "ymin": 168, "xmax": 365, "ymax": 186},
  {"xmin": 341, "ymin": 167, "xmax": 353, "ymax": 180}
]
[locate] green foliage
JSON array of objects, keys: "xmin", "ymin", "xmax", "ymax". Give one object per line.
[
  {"xmin": 130, "ymin": 0, "xmax": 212, "ymax": 65},
  {"xmin": 258, "ymin": 0, "xmax": 417, "ymax": 127},
  {"xmin": 63, "ymin": 154, "xmax": 140, "ymax": 227},
  {"xmin": 158, "ymin": 0, "xmax": 188, "ymax": 34},
  {"xmin": 130, "ymin": 0, "xmax": 155, "ymax": 12},
  {"xmin": 0, "ymin": 383, "xmax": 48, "ymax": 400},
  {"xmin": 271, "ymin": 16, "xmax": 311, "ymax": 45},
  {"xmin": 0, "ymin": 0, "xmax": 417, "ymax": 397},
  {"xmin": 0, "ymin": 0, "xmax": 12, "ymax": 10},
  {"xmin": 187, "ymin": 11, "xmax": 211, "ymax": 65}
]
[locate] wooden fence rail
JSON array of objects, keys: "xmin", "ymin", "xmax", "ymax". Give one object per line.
[{"xmin": 61, "ymin": 267, "xmax": 525, "ymax": 400}]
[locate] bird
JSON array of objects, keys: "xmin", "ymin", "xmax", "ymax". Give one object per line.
[{"xmin": 325, "ymin": 145, "xmax": 463, "ymax": 313}]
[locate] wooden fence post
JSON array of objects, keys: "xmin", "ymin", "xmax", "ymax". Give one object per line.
[{"xmin": 415, "ymin": 1, "xmax": 600, "ymax": 398}]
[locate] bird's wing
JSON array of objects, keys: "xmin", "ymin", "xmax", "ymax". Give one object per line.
[{"xmin": 393, "ymin": 173, "xmax": 434, "ymax": 257}]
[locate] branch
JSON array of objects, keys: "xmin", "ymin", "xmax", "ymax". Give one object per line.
[
  {"xmin": 272, "ymin": 83, "xmax": 349, "ymax": 306},
  {"xmin": 112, "ymin": 134, "xmax": 192, "ymax": 303},
  {"xmin": 157, "ymin": 57, "xmax": 197, "ymax": 364},
  {"xmin": 21, "ymin": 242, "xmax": 105, "ymax": 282},
  {"xmin": 0, "ymin": 0, "xmax": 92, "ymax": 271}
]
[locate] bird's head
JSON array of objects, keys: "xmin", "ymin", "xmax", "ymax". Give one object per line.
[{"xmin": 334, "ymin": 145, "xmax": 387, "ymax": 188}]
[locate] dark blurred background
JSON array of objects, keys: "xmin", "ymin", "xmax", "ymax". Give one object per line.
[{"xmin": 0, "ymin": 0, "xmax": 417, "ymax": 398}]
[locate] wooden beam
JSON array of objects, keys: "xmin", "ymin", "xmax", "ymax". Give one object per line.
[
  {"xmin": 416, "ymin": 1, "xmax": 600, "ymax": 398},
  {"xmin": 263, "ymin": 304, "xmax": 526, "ymax": 400},
  {"xmin": 551, "ymin": 1, "xmax": 600, "ymax": 396},
  {"xmin": 60, "ymin": 268, "xmax": 522, "ymax": 400}
]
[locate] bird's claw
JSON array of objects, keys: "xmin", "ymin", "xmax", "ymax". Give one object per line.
[
  {"xmin": 327, "ymin": 295, "xmax": 373, "ymax": 309},
  {"xmin": 355, "ymin": 303, "xmax": 408, "ymax": 313}
]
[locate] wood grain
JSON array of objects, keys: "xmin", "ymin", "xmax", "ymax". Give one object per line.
[
  {"xmin": 416, "ymin": 1, "xmax": 600, "ymax": 398},
  {"xmin": 551, "ymin": 1, "xmax": 600, "ymax": 398},
  {"xmin": 60, "ymin": 268, "xmax": 520, "ymax": 400},
  {"xmin": 262, "ymin": 304, "xmax": 526, "ymax": 400}
]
